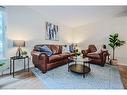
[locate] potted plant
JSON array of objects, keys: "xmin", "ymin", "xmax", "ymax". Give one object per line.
[
  {"xmin": 108, "ymin": 33, "xmax": 125, "ymax": 65},
  {"xmin": 75, "ymin": 52, "xmax": 81, "ymax": 59},
  {"xmin": 21, "ymin": 49, "xmax": 27, "ymax": 57}
]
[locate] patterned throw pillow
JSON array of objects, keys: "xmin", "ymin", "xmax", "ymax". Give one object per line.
[{"xmin": 62, "ymin": 45, "xmax": 70, "ymax": 53}]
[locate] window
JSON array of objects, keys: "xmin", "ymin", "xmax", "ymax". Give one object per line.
[{"xmin": 0, "ymin": 7, "xmax": 5, "ymax": 58}]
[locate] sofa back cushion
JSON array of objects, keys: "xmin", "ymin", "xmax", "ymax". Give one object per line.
[
  {"xmin": 88, "ymin": 45, "xmax": 97, "ymax": 52},
  {"xmin": 50, "ymin": 45, "xmax": 62, "ymax": 54}
]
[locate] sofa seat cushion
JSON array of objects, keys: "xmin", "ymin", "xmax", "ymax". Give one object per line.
[
  {"xmin": 69, "ymin": 53, "xmax": 75, "ymax": 56},
  {"xmin": 59, "ymin": 53, "xmax": 70, "ymax": 59},
  {"xmin": 49, "ymin": 55, "xmax": 62, "ymax": 63},
  {"xmin": 87, "ymin": 53, "xmax": 100, "ymax": 59}
]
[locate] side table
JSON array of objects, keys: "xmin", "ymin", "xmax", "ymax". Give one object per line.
[{"xmin": 10, "ymin": 56, "xmax": 30, "ymax": 78}]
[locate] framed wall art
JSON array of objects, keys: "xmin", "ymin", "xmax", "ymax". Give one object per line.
[{"xmin": 45, "ymin": 22, "xmax": 59, "ymax": 41}]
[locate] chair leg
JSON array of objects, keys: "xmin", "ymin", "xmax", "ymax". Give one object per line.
[
  {"xmin": 100, "ymin": 63, "xmax": 105, "ymax": 67},
  {"xmin": 1, "ymin": 71, "xmax": 3, "ymax": 76},
  {"xmin": 42, "ymin": 71, "xmax": 47, "ymax": 74},
  {"xmin": 101, "ymin": 65, "xmax": 104, "ymax": 67}
]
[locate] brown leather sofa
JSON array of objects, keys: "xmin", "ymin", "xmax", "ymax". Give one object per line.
[
  {"xmin": 81, "ymin": 45, "xmax": 109, "ymax": 66},
  {"xmin": 31, "ymin": 44, "xmax": 75, "ymax": 73}
]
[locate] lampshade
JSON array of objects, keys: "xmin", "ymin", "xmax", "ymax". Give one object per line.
[{"xmin": 13, "ymin": 40, "xmax": 25, "ymax": 47}]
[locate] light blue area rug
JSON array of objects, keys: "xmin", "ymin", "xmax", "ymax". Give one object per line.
[{"xmin": 31, "ymin": 63, "xmax": 123, "ymax": 89}]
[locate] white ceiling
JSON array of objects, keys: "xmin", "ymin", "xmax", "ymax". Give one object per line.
[{"xmin": 29, "ymin": 6, "xmax": 127, "ymax": 27}]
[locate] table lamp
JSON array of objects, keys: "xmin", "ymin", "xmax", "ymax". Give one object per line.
[{"xmin": 13, "ymin": 40, "xmax": 25, "ymax": 57}]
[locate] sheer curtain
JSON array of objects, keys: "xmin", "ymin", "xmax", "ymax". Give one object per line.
[{"xmin": 0, "ymin": 6, "xmax": 5, "ymax": 58}]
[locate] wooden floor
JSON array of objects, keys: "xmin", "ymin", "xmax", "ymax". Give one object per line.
[
  {"xmin": 0, "ymin": 65, "xmax": 127, "ymax": 89},
  {"xmin": 118, "ymin": 65, "xmax": 127, "ymax": 89},
  {"xmin": 0, "ymin": 69, "xmax": 45, "ymax": 89}
]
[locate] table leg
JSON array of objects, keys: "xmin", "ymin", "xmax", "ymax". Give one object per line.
[
  {"xmin": 13, "ymin": 60, "xmax": 15, "ymax": 78},
  {"xmin": 83, "ymin": 63, "xmax": 85, "ymax": 78},
  {"xmin": 75, "ymin": 61, "xmax": 76, "ymax": 65},
  {"xmin": 88, "ymin": 62, "xmax": 90, "ymax": 68},
  {"xmin": 68, "ymin": 60, "xmax": 70, "ymax": 72},
  {"xmin": 28, "ymin": 57, "xmax": 29, "ymax": 72},
  {"xmin": 10, "ymin": 59, "xmax": 12, "ymax": 75},
  {"xmin": 24, "ymin": 58, "xmax": 26, "ymax": 70}
]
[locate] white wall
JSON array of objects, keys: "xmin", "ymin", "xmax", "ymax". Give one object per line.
[
  {"xmin": 4, "ymin": 6, "xmax": 73, "ymax": 72},
  {"xmin": 73, "ymin": 17, "xmax": 127, "ymax": 65}
]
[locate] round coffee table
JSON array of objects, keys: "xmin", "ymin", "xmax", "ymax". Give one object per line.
[{"xmin": 68, "ymin": 57, "xmax": 91, "ymax": 78}]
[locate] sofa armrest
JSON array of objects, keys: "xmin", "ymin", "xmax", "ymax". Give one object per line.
[
  {"xmin": 31, "ymin": 51, "xmax": 49, "ymax": 65},
  {"xmin": 31, "ymin": 51, "xmax": 49, "ymax": 59},
  {"xmin": 99, "ymin": 51, "xmax": 109, "ymax": 63},
  {"xmin": 31, "ymin": 51, "xmax": 49, "ymax": 73}
]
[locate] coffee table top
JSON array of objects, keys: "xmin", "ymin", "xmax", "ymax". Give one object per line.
[
  {"xmin": 69, "ymin": 56, "xmax": 89, "ymax": 62},
  {"xmin": 68, "ymin": 56, "xmax": 91, "ymax": 78},
  {"xmin": 69, "ymin": 64, "xmax": 91, "ymax": 74}
]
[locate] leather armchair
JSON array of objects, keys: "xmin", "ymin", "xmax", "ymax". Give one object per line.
[
  {"xmin": 81, "ymin": 45, "xmax": 109, "ymax": 66},
  {"xmin": 81, "ymin": 45, "xmax": 97, "ymax": 58}
]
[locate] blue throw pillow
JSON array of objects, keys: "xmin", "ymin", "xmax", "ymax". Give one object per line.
[
  {"xmin": 69, "ymin": 45, "xmax": 74, "ymax": 53},
  {"xmin": 39, "ymin": 45, "xmax": 53, "ymax": 56}
]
